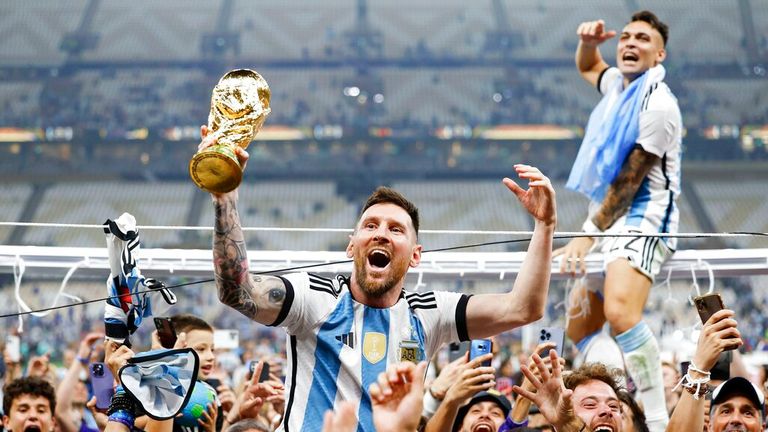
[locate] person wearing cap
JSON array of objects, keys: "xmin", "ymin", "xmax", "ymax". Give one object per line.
[
  {"xmin": 452, "ymin": 390, "xmax": 511, "ymax": 432},
  {"xmin": 423, "ymin": 353, "xmax": 498, "ymax": 432},
  {"xmin": 708, "ymin": 377, "xmax": 765, "ymax": 432},
  {"xmin": 666, "ymin": 309, "xmax": 745, "ymax": 432}
]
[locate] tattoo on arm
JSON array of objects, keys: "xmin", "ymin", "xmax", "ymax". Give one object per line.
[
  {"xmin": 592, "ymin": 147, "xmax": 659, "ymax": 231},
  {"xmin": 213, "ymin": 196, "xmax": 258, "ymax": 318},
  {"xmin": 213, "ymin": 197, "xmax": 288, "ymax": 322}
]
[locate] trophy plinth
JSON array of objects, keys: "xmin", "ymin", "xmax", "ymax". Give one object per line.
[
  {"xmin": 189, "ymin": 144, "xmax": 242, "ymax": 194},
  {"xmin": 189, "ymin": 69, "xmax": 271, "ymax": 194}
]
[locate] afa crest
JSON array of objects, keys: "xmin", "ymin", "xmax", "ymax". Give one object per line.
[{"xmin": 363, "ymin": 332, "xmax": 387, "ymax": 364}]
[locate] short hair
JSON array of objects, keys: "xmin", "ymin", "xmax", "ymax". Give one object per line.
[
  {"xmin": 564, "ymin": 362, "xmax": 625, "ymax": 395},
  {"xmin": 631, "ymin": 10, "xmax": 669, "ymax": 46},
  {"xmin": 360, "ymin": 186, "xmax": 420, "ymax": 235},
  {"xmin": 225, "ymin": 418, "xmax": 271, "ymax": 432},
  {"xmin": 3, "ymin": 377, "xmax": 56, "ymax": 415},
  {"xmin": 617, "ymin": 390, "xmax": 649, "ymax": 432},
  {"xmin": 171, "ymin": 314, "xmax": 214, "ymax": 334}
]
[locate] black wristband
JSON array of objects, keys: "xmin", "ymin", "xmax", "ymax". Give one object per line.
[{"xmin": 107, "ymin": 392, "xmax": 136, "ymax": 416}]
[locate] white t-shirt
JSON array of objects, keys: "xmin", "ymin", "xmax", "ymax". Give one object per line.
[
  {"xmin": 593, "ymin": 67, "xmax": 683, "ymax": 249},
  {"xmin": 272, "ymin": 272, "xmax": 470, "ymax": 432}
]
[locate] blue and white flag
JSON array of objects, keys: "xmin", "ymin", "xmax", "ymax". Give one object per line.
[{"xmin": 566, "ymin": 65, "xmax": 666, "ymax": 203}]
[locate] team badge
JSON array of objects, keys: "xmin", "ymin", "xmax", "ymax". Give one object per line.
[
  {"xmin": 399, "ymin": 340, "xmax": 421, "ymax": 363},
  {"xmin": 363, "ymin": 332, "xmax": 386, "ymax": 364}
]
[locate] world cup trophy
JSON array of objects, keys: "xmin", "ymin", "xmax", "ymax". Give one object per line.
[{"xmin": 189, "ymin": 69, "xmax": 271, "ymax": 193}]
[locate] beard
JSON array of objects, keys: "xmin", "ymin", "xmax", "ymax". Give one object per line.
[
  {"xmin": 353, "ymin": 250, "xmax": 409, "ymax": 298},
  {"xmin": 354, "ymin": 259, "xmax": 399, "ymax": 298}
]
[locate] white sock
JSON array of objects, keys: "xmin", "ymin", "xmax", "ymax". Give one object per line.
[
  {"xmin": 576, "ymin": 326, "xmax": 626, "ymax": 374},
  {"xmin": 616, "ymin": 321, "xmax": 668, "ymax": 432}
]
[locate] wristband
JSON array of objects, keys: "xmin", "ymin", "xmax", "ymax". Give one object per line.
[
  {"xmin": 108, "ymin": 409, "xmax": 135, "ymax": 429},
  {"xmin": 76, "ymin": 356, "xmax": 89, "ymax": 365},
  {"xmin": 108, "ymin": 391, "xmax": 136, "ymax": 417}
]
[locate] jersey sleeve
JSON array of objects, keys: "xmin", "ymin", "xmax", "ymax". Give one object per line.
[
  {"xmin": 635, "ymin": 89, "xmax": 681, "ymax": 157},
  {"xmin": 597, "ymin": 67, "xmax": 622, "ymax": 95},
  {"xmin": 415, "ymin": 291, "xmax": 471, "ymax": 356},
  {"xmin": 269, "ymin": 272, "xmax": 337, "ymax": 335}
]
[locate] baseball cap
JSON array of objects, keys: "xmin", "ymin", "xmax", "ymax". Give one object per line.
[
  {"xmin": 711, "ymin": 377, "xmax": 765, "ymax": 418},
  {"xmin": 452, "ymin": 390, "xmax": 512, "ymax": 431}
]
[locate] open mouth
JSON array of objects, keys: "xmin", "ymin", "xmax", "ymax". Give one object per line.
[
  {"xmin": 367, "ymin": 249, "xmax": 391, "ymax": 269},
  {"xmin": 24, "ymin": 426, "xmax": 42, "ymax": 432},
  {"xmin": 471, "ymin": 423, "xmax": 494, "ymax": 432},
  {"xmin": 622, "ymin": 52, "xmax": 639, "ymax": 62},
  {"xmin": 594, "ymin": 426, "xmax": 615, "ymax": 432}
]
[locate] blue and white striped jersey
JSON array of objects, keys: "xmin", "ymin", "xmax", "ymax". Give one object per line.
[
  {"xmin": 595, "ymin": 67, "xmax": 683, "ymax": 249},
  {"xmin": 271, "ymin": 272, "xmax": 470, "ymax": 432}
]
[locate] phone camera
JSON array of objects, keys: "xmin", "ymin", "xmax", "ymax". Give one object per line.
[{"xmin": 92, "ymin": 363, "xmax": 104, "ymax": 377}]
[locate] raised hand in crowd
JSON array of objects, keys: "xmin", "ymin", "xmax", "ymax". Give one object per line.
[
  {"xmin": 512, "ymin": 350, "xmax": 584, "ymax": 432},
  {"xmin": 321, "ymin": 401, "xmax": 357, "ymax": 432},
  {"xmin": 424, "ymin": 353, "xmax": 495, "ymax": 432},
  {"xmin": 509, "ymin": 342, "xmax": 565, "ymax": 426},
  {"xmin": 26, "ymin": 352, "xmax": 51, "ymax": 379},
  {"xmin": 197, "ymin": 403, "xmax": 218, "ymax": 432},
  {"xmin": 426, "ymin": 353, "xmax": 468, "ymax": 407},
  {"xmin": 225, "ymin": 360, "xmax": 284, "ymax": 428},
  {"xmin": 57, "ymin": 332, "xmax": 105, "ymax": 432},
  {"xmin": 667, "ymin": 309, "xmax": 742, "ymax": 432},
  {"xmin": 369, "ymin": 361, "xmax": 428, "ymax": 432}
]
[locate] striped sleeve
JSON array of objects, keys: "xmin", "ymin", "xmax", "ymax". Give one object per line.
[
  {"xmin": 273, "ymin": 272, "xmax": 339, "ymax": 334},
  {"xmin": 406, "ymin": 290, "xmax": 471, "ymax": 356}
]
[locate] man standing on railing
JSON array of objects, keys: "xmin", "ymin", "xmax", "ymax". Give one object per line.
[{"xmin": 554, "ymin": 10, "xmax": 682, "ymax": 432}]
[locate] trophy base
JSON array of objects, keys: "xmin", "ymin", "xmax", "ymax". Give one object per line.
[{"xmin": 189, "ymin": 145, "xmax": 243, "ymax": 194}]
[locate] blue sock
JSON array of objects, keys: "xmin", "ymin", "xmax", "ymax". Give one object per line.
[{"xmin": 615, "ymin": 321, "xmax": 653, "ymax": 353}]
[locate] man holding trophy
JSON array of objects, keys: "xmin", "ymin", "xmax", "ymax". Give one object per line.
[{"xmin": 192, "ymin": 69, "xmax": 558, "ymax": 431}]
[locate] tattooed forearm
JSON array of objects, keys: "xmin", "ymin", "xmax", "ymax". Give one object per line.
[
  {"xmin": 212, "ymin": 196, "xmax": 288, "ymax": 324},
  {"xmin": 213, "ymin": 195, "xmax": 257, "ymax": 318},
  {"xmin": 592, "ymin": 147, "xmax": 659, "ymax": 231}
]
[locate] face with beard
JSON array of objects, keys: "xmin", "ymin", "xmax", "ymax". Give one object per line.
[
  {"xmin": 347, "ymin": 203, "xmax": 421, "ymax": 302},
  {"xmin": 459, "ymin": 401, "xmax": 506, "ymax": 432},
  {"xmin": 572, "ymin": 380, "xmax": 622, "ymax": 432},
  {"xmin": 710, "ymin": 396, "xmax": 763, "ymax": 432},
  {"xmin": 2, "ymin": 394, "xmax": 55, "ymax": 432}
]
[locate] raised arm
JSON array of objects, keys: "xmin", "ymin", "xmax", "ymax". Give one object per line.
[
  {"xmin": 666, "ymin": 309, "xmax": 742, "ymax": 432},
  {"xmin": 197, "ymin": 126, "xmax": 289, "ymax": 326},
  {"xmin": 465, "ymin": 165, "xmax": 556, "ymax": 339},
  {"xmin": 575, "ymin": 19, "xmax": 615, "ymax": 87}
]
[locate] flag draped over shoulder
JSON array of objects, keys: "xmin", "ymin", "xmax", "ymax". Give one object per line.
[{"xmin": 566, "ymin": 65, "xmax": 666, "ymax": 203}]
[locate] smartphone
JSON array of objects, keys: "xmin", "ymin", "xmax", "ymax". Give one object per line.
[
  {"xmin": 90, "ymin": 362, "xmax": 115, "ymax": 410},
  {"xmin": 693, "ymin": 293, "xmax": 737, "ymax": 351},
  {"xmin": 693, "ymin": 293, "xmax": 725, "ymax": 324},
  {"xmin": 680, "ymin": 361, "xmax": 691, "ymax": 376},
  {"xmin": 154, "ymin": 317, "xmax": 177, "ymax": 349},
  {"xmin": 448, "ymin": 341, "xmax": 470, "ymax": 362},
  {"xmin": 710, "ymin": 352, "xmax": 732, "ymax": 382},
  {"xmin": 469, "ymin": 339, "xmax": 493, "ymax": 367},
  {"xmin": 248, "ymin": 360, "xmax": 271, "ymax": 382},
  {"xmin": 205, "ymin": 378, "xmax": 222, "ymax": 391},
  {"xmin": 5, "ymin": 335, "xmax": 21, "ymax": 363},
  {"xmin": 538, "ymin": 327, "xmax": 566, "ymax": 357}
]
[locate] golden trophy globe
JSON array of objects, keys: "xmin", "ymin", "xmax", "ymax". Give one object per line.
[{"xmin": 189, "ymin": 69, "xmax": 271, "ymax": 193}]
